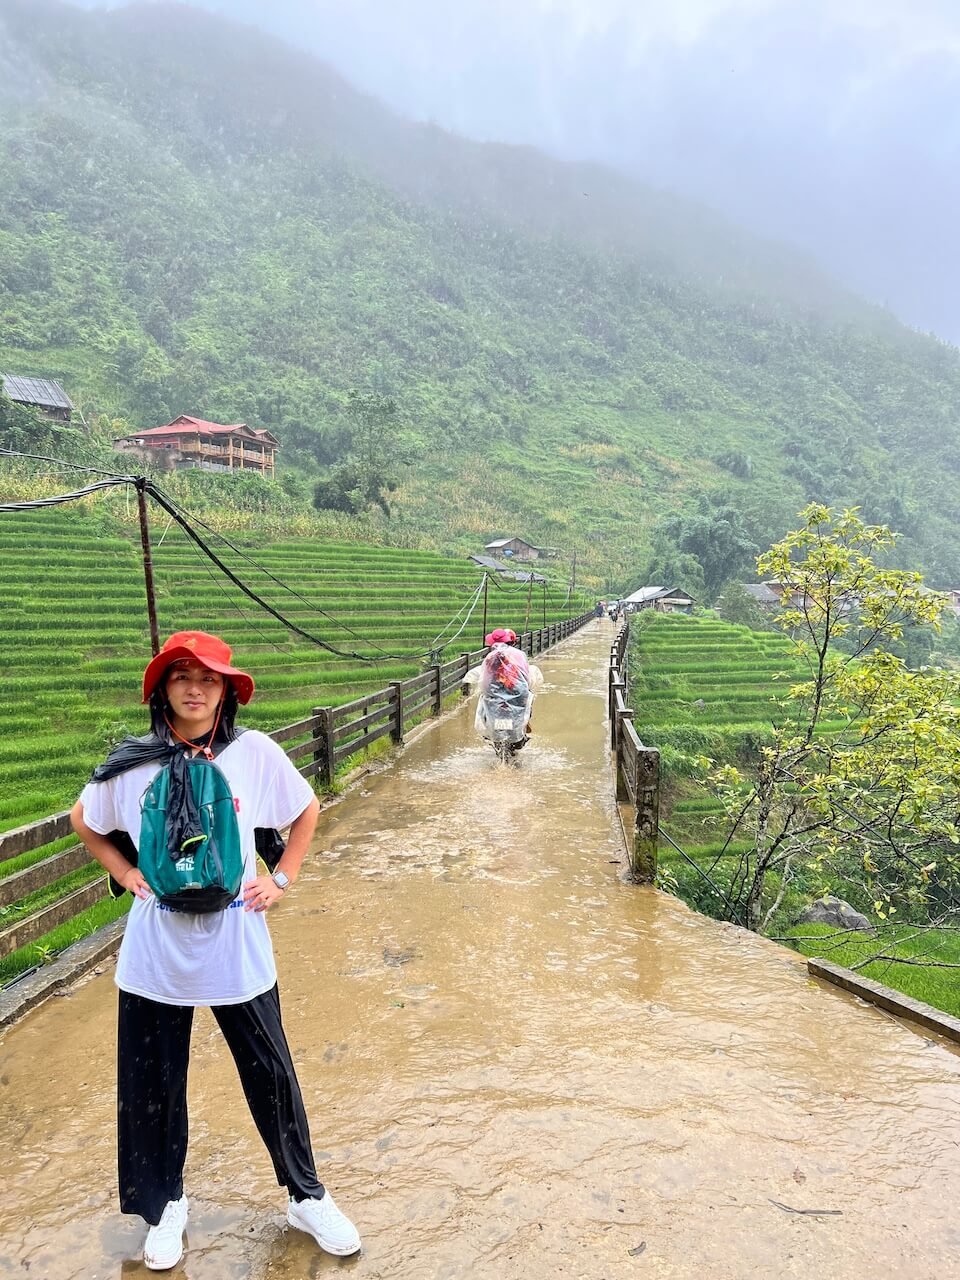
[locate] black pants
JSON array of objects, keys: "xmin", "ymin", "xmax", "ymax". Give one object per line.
[{"xmin": 118, "ymin": 984, "xmax": 325, "ymax": 1225}]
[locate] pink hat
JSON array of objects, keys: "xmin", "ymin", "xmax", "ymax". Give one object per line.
[{"xmin": 485, "ymin": 628, "xmax": 518, "ymax": 646}]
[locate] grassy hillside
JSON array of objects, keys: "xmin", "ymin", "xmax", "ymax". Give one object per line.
[{"xmin": 3, "ymin": 0, "xmax": 960, "ymax": 587}]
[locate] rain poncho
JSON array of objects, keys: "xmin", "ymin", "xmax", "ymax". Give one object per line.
[{"xmin": 466, "ymin": 644, "xmax": 543, "ymax": 736}]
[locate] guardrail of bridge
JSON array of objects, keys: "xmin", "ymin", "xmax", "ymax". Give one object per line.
[
  {"xmin": 608, "ymin": 617, "xmax": 659, "ymax": 882},
  {"xmin": 0, "ymin": 610, "xmax": 593, "ymax": 968}
]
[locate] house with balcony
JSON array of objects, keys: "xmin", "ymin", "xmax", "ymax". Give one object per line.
[{"xmin": 114, "ymin": 415, "xmax": 279, "ymax": 475}]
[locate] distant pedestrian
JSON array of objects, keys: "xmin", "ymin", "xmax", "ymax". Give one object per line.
[
  {"xmin": 70, "ymin": 630, "xmax": 361, "ymax": 1270},
  {"xmin": 594, "ymin": 600, "xmax": 605, "ymax": 619}
]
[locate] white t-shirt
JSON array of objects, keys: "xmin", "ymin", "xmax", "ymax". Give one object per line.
[{"xmin": 79, "ymin": 730, "xmax": 314, "ymax": 1007}]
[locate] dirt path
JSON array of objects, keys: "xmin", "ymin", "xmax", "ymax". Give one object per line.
[{"xmin": 1, "ymin": 621, "xmax": 959, "ymax": 1279}]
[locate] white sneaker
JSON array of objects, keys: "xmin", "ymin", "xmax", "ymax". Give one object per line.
[
  {"xmin": 288, "ymin": 1191, "xmax": 361, "ymax": 1256},
  {"xmin": 144, "ymin": 1195, "xmax": 188, "ymax": 1271}
]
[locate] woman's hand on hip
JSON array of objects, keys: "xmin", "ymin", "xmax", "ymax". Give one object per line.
[
  {"xmin": 120, "ymin": 866, "xmax": 152, "ymax": 900},
  {"xmin": 243, "ymin": 874, "xmax": 285, "ymax": 912}
]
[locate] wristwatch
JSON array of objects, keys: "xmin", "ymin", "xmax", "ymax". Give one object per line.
[{"xmin": 271, "ymin": 870, "xmax": 290, "ymax": 892}]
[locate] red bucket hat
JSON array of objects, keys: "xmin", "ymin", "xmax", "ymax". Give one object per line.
[
  {"xmin": 142, "ymin": 631, "xmax": 255, "ymax": 704},
  {"xmin": 485, "ymin": 628, "xmax": 517, "ymax": 646}
]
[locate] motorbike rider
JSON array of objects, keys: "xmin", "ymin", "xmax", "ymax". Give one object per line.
[{"xmin": 467, "ymin": 628, "xmax": 544, "ymax": 745}]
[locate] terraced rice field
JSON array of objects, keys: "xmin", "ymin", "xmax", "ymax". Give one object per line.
[
  {"xmin": 627, "ymin": 612, "xmax": 805, "ymax": 912},
  {"xmin": 0, "ymin": 508, "xmax": 584, "ymax": 833}
]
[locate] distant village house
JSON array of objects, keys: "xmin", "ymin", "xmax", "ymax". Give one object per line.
[
  {"xmin": 114, "ymin": 415, "xmax": 279, "ymax": 476},
  {"xmin": 2, "ymin": 374, "xmax": 73, "ymax": 422},
  {"xmin": 624, "ymin": 586, "xmax": 696, "ymax": 614},
  {"xmin": 484, "ymin": 536, "xmax": 543, "ymax": 562}
]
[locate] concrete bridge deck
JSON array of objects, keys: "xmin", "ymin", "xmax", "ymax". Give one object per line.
[{"xmin": 1, "ymin": 622, "xmax": 958, "ymax": 1278}]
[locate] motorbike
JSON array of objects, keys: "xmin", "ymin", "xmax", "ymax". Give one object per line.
[
  {"xmin": 481, "ymin": 680, "xmax": 531, "ymax": 763},
  {"xmin": 468, "ymin": 631, "xmax": 542, "ymax": 764}
]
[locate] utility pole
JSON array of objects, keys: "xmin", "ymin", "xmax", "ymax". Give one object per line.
[
  {"xmin": 542, "ymin": 579, "xmax": 547, "ymax": 628},
  {"xmin": 523, "ymin": 571, "xmax": 533, "ymax": 630},
  {"xmin": 136, "ymin": 478, "xmax": 160, "ymax": 656},
  {"xmin": 570, "ymin": 548, "xmax": 577, "ymax": 599},
  {"xmin": 481, "ymin": 574, "xmax": 489, "ymax": 646}
]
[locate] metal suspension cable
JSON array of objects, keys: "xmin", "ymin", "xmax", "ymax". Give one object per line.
[
  {"xmin": 657, "ymin": 826, "xmax": 748, "ymax": 927},
  {"xmin": 151, "ymin": 484, "xmax": 485, "ymax": 662},
  {"xmin": 179, "ymin": 519, "xmax": 293, "ymax": 654},
  {"xmin": 144, "ymin": 482, "xmax": 388, "ymax": 660},
  {"xmin": 146, "ymin": 482, "xmax": 484, "ymax": 664},
  {"xmin": 0, "ymin": 446, "xmax": 132, "ymax": 480},
  {"xmin": 427, "ymin": 575, "xmax": 486, "ymax": 649},
  {"xmin": 0, "ymin": 476, "xmax": 134, "ymax": 510},
  {"xmin": 429, "ymin": 575, "xmax": 487, "ymax": 653}
]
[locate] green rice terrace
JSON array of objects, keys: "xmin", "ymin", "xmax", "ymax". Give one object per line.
[
  {"xmin": 0, "ymin": 505, "xmax": 587, "ymax": 984},
  {"xmin": 628, "ymin": 611, "xmax": 960, "ymax": 1020}
]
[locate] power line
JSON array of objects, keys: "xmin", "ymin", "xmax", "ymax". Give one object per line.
[
  {"xmin": 0, "ymin": 476, "xmax": 133, "ymax": 510},
  {"xmin": 153, "ymin": 487, "xmax": 483, "ymax": 658},
  {"xmin": 0, "ymin": 446, "xmax": 131, "ymax": 480}
]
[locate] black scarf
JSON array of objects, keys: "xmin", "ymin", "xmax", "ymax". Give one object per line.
[{"xmin": 89, "ymin": 728, "xmax": 284, "ymax": 897}]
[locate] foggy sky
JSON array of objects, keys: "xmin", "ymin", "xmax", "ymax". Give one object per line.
[{"xmin": 68, "ymin": 0, "xmax": 960, "ymax": 341}]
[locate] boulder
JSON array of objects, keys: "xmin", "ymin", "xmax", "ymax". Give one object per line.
[{"xmin": 797, "ymin": 895, "xmax": 875, "ymax": 934}]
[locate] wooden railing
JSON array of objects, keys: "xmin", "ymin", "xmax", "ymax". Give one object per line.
[
  {"xmin": 608, "ymin": 618, "xmax": 659, "ymax": 882},
  {"xmin": 0, "ymin": 611, "xmax": 593, "ymax": 966}
]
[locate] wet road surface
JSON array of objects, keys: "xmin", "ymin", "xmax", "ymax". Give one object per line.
[{"xmin": 2, "ymin": 622, "xmax": 959, "ymax": 1279}]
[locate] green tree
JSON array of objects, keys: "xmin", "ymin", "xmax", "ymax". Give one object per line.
[
  {"xmin": 710, "ymin": 506, "xmax": 960, "ymax": 931},
  {"xmin": 651, "ymin": 494, "xmax": 757, "ymax": 602},
  {"xmin": 313, "ymin": 390, "xmax": 419, "ymax": 518},
  {"xmin": 0, "ymin": 389, "xmax": 78, "ymax": 456}
]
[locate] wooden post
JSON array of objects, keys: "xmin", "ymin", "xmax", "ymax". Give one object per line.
[
  {"xmin": 460, "ymin": 653, "xmax": 472, "ymax": 696},
  {"xmin": 389, "ymin": 681, "xmax": 405, "ymax": 743},
  {"xmin": 631, "ymin": 748, "xmax": 660, "ymax": 883},
  {"xmin": 432, "ymin": 665, "xmax": 443, "ymax": 715},
  {"xmin": 135, "ymin": 479, "xmax": 160, "ymax": 656},
  {"xmin": 315, "ymin": 706, "xmax": 336, "ymax": 785},
  {"xmin": 609, "ymin": 676, "xmax": 626, "ymax": 749},
  {"xmin": 614, "ymin": 711, "xmax": 634, "ymax": 802}
]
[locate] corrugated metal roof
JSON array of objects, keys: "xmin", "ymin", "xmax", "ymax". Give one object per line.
[
  {"xmin": 485, "ymin": 536, "xmax": 538, "ymax": 549},
  {"xmin": 469, "ymin": 555, "xmax": 513, "ymax": 572},
  {"xmin": 742, "ymin": 584, "xmax": 780, "ymax": 604},
  {"xmin": 624, "ymin": 586, "xmax": 667, "ymax": 604},
  {"xmin": 2, "ymin": 374, "xmax": 73, "ymax": 410}
]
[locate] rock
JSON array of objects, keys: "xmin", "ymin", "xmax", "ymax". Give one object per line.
[{"xmin": 797, "ymin": 895, "xmax": 875, "ymax": 934}]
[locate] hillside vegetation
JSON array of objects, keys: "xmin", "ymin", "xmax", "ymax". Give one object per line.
[{"xmin": 2, "ymin": 0, "xmax": 960, "ymax": 587}]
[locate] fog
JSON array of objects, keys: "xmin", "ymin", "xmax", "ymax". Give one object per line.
[{"xmin": 70, "ymin": 0, "xmax": 960, "ymax": 342}]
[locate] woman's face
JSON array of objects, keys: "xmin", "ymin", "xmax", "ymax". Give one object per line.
[{"xmin": 164, "ymin": 660, "xmax": 225, "ymax": 737}]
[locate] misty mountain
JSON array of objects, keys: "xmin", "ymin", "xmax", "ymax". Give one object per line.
[
  {"xmin": 2, "ymin": 0, "xmax": 960, "ymax": 588},
  {"xmin": 65, "ymin": 0, "xmax": 960, "ymax": 344}
]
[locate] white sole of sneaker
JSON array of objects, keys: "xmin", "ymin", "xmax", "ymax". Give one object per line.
[
  {"xmin": 287, "ymin": 1204, "xmax": 361, "ymax": 1256},
  {"xmin": 144, "ymin": 1243, "xmax": 184, "ymax": 1271}
]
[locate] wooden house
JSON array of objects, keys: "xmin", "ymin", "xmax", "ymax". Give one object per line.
[
  {"xmin": 2, "ymin": 374, "xmax": 73, "ymax": 422},
  {"xmin": 484, "ymin": 536, "xmax": 541, "ymax": 562},
  {"xmin": 114, "ymin": 415, "xmax": 279, "ymax": 476}
]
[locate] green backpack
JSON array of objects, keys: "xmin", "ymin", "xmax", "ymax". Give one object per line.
[{"xmin": 138, "ymin": 756, "xmax": 244, "ymax": 913}]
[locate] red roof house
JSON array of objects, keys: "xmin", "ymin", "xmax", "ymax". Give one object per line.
[{"xmin": 115, "ymin": 415, "xmax": 279, "ymax": 476}]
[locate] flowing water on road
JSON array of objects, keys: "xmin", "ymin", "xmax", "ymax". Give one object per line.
[{"xmin": 2, "ymin": 622, "xmax": 960, "ymax": 1279}]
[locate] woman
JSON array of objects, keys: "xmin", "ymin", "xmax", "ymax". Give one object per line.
[{"xmin": 71, "ymin": 630, "xmax": 360, "ymax": 1270}]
